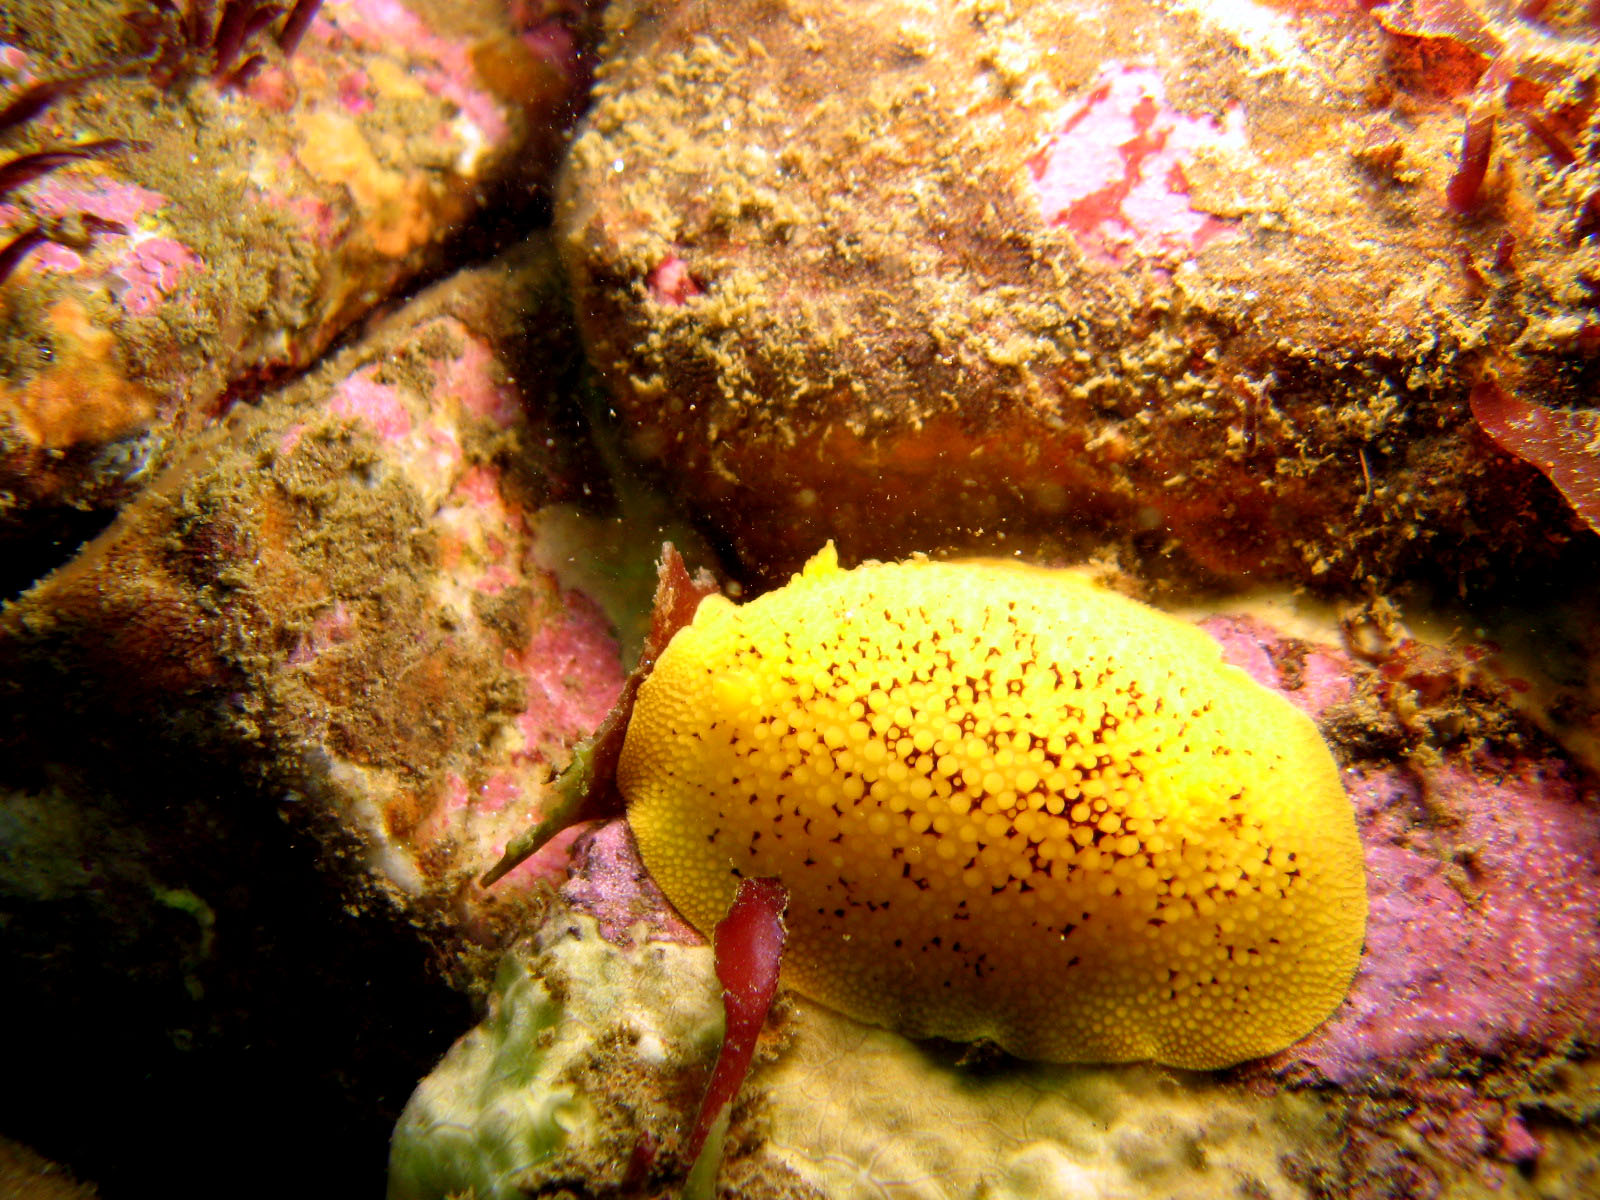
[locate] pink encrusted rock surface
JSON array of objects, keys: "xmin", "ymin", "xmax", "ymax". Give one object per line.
[
  {"xmin": 1204, "ymin": 613, "xmax": 1600, "ymax": 1089},
  {"xmin": 1300, "ymin": 761, "xmax": 1600, "ymax": 1086},
  {"xmin": 0, "ymin": 238, "xmax": 630, "ymax": 944},
  {"xmin": 560, "ymin": 816, "xmax": 702, "ymax": 946},
  {"xmin": 559, "ymin": 0, "xmax": 1600, "ymax": 592},
  {"xmin": 0, "ymin": 234, "xmax": 712, "ymax": 1196},
  {"xmin": 0, "ymin": 0, "xmax": 602, "ymax": 561}
]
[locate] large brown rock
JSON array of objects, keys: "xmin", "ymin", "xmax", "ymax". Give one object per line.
[{"xmin": 558, "ymin": 0, "xmax": 1600, "ymax": 591}]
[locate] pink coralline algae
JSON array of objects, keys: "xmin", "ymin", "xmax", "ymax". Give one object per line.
[
  {"xmin": 1297, "ymin": 761, "xmax": 1600, "ymax": 1084},
  {"xmin": 560, "ymin": 818, "xmax": 701, "ymax": 946},
  {"xmin": 1, "ymin": 241, "xmax": 626, "ymax": 940},
  {"xmin": 321, "ymin": 0, "xmax": 513, "ymax": 148},
  {"xmin": 505, "ymin": 594, "xmax": 624, "ymax": 759},
  {"xmin": 1029, "ymin": 63, "xmax": 1245, "ymax": 263},
  {"xmin": 1, "ymin": 178, "xmax": 169, "ymax": 228},
  {"xmin": 0, "ymin": 168, "xmax": 200, "ymax": 313},
  {"xmin": 326, "ymin": 367, "xmax": 416, "ymax": 440},
  {"xmin": 0, "ymin": 1, "xmax": 602, "ymax": 560},
  {"xmin": 113, "ymin": 237, "xmax": 204, "ymax": 316},
  {"xmin": 1205, "ymin": 614, "xmax": 1600, "ymax": 1083},
  {"xmin": 438, "ymin": 337, "xmax": 525, "ymax": 427}
]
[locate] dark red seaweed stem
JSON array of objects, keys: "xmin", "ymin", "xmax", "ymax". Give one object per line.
[
  {"xmin": 240, "ymin": 4, "xmax": 290, "ymax": 54},
  {"xmin": 684, "ymin": 877, "xmax": 789, "ymax": 1164},
  {"xmin": 0, "ymin": 76, "xmax": 106, "ymax": 136},
  {"xmin": 135, "ymin": 0, "xmax": 317, "ymax": 88},
  {"xmin": 277, "ymin": 0, "xmax": 324, "ymax": 57},
  {"xmin": 212, "ymin": 1, "xmax": 279, "ymax": 79},
  {"xmin": 1447, "ymin": 105, "xmax": 1498, "ymax": 213},
  {"xmin": 0, "ymin": 228, "xmax": 50, "ymax": 287},
  {"xmin": 0, "ymin": 141, "xmax": 134, "ymax": 200},
  {"xmin": 185, "ymin": 0, "xmax": 218, "ymax": 50},
  {"xmin": 219, "ymin": 53, "xmax": 268, "ymax": 91}
]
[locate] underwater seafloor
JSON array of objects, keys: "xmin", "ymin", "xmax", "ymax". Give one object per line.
[{"xmin": 1, "ymin": 0, "xmax": 1598, "ymax": 1197}]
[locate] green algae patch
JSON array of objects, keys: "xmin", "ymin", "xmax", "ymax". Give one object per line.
[{"xmin": 387, "ymin": 910, "xmax": 725, "ymax": 1200}]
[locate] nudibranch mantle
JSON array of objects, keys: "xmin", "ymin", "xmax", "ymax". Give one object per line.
[{"xmin": 618, "ymin": 545, "xmax": 1366, "ymax": 1069}]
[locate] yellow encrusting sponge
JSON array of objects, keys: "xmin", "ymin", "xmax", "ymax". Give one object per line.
[{"xmin": 618, "ymin": 545, "xmax": 1367, "ymax": 1069}]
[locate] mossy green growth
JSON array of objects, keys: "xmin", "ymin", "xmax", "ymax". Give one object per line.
[{"xmin": 387, "ymin": 911, "xmax": 723, "ymax": 1200}]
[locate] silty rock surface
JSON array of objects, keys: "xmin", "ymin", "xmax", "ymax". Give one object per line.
[
  {"xmin": 0, "ymin": 0, "xmax": 600, "ymax": 569},
  {"xmin": 0, "ymin": 1136, "xmax": 98, "ymax": 1200},
  {"xmin": 559, "ymin": 0, "xmax": 1600, "ymax": 591},
  {"xmin": 392, "ymin": 601, "xmax": 1600, "ymax": 1200}
]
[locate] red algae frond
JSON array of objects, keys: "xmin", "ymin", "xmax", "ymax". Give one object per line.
[
  {"xmin": 277, "ymin": 0, "xmax": 324, "ymax": 59},
  {"xmin": 0, "ymin": 74, "xmax": 113, "ymax": 135},
  {"xmin": 1470, "ymin": 380, "xmax": 1600, "ymax": 533},
  {"xmin": 684, "ymin": 877, "xmax": 789, "ymax": 1167},
  {"xmin": 0, "ymin": 141, "xmax": 137, "ymax": 199},
  {"xmin": 1448, "ymin": 103, "xmax": 1502, "ymax": 212}
]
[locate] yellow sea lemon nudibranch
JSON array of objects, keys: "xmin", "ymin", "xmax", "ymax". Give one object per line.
[{"xmin": 617, "ymin": 544, "xmax": 1367, "ymax": 1070}]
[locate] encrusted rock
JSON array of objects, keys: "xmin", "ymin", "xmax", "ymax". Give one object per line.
[
  {"xmin": 559, "ymin": 0, "xmax": 1600, "ymax": 591},
  {"xmin": 0, "ymin": 0, "xmax": 602, "ymax": 581}
]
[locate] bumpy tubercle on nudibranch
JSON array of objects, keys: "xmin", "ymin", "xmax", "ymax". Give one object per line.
[{"xmin": 616, "ymin": 544, "xmax": 1367, "ymax": 1071}]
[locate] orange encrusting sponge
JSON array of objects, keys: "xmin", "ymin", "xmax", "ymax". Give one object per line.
[{"xmin": 619, "ymin": 545, "xmax": 1366, "ymax": 1069}]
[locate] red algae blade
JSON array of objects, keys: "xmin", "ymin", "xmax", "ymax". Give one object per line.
[
  {"xmin": 646, "ymin": 542, "xmax": 720, "ymax": 662},
  {"xmin": 0, "ymin": 228, "xmax": 50, "ymax": 286},
  {"xmin": 210, "ymin": 0, "xmax": 264, "ymax": 77},
  {"xmin": 685, "ymin": 877, "xmax": 789, "ymax": 1165},
  {"xmin": 1470, "ymin": 381, "xmax": 1600, "ymax": 534},
  {"xmin": 0, "ymin": 141, "xmax": 133, "ymax": 199},
  {"xmin": 1447, "ymin": 106, "xmax": 1498, "ymax": 213},
  {"xmin": 0, "ymin": 76, "xmax": 102, "ymax": 135}
]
